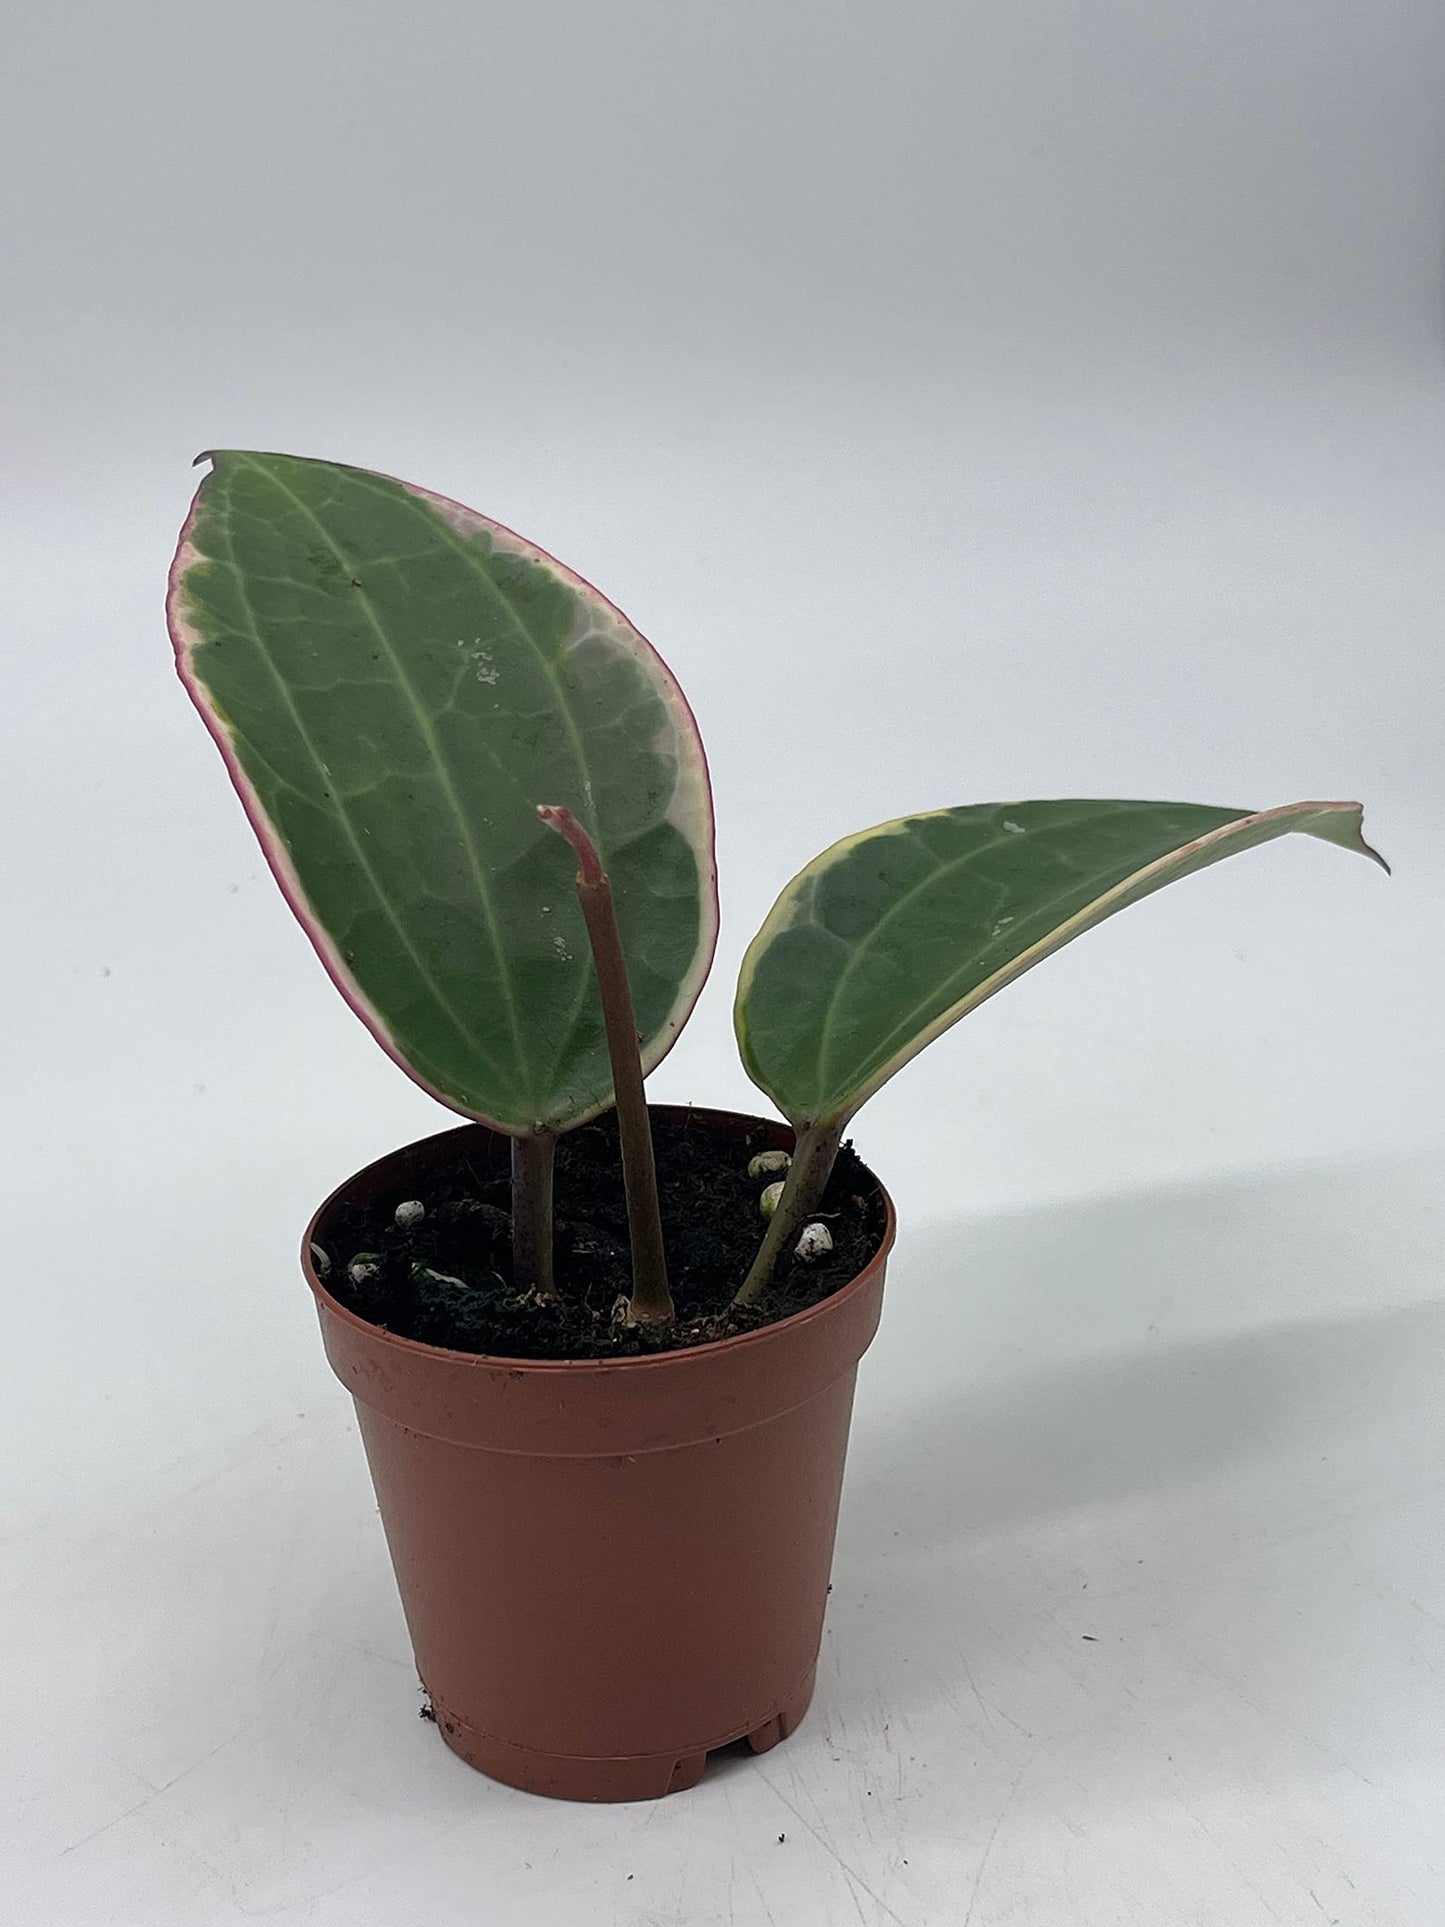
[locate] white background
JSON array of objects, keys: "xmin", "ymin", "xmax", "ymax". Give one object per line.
[{"xmin": 3, "ymin": 3, "xmax": 1444, "ymax": 1921}]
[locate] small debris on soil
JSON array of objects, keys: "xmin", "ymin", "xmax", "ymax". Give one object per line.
[
  {"xmin": 795, "ymin": 1221, "xmax": 833, "ymax": 1262},
  {"xmin": 748, "ymin": 1149, "xmax": 791, "ymax": 1179},
  {"xmin": 758, "ymin": 1179, "xmax": 785, "ymax": 1219},
  {"xmin": 323, "ymin": 1111, "xmax": 886, "ymax": 1361}
]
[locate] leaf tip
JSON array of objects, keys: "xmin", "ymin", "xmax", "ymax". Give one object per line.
[
  {"xmin": 1322, "ymin": 801, "xmax": 1390, "ymax": 876},
  {"xmin": 1355, "ymin": 813, "xmax": 1391, "ymax": 876}
]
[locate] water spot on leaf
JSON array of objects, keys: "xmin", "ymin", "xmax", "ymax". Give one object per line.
[
  {"xmin": 458, "ymin": 635, "xmax": 500, "ymax": 684},
  {"xmin": 1003, "ymin": 819, "xmax": 1025, "ymax": 834}
]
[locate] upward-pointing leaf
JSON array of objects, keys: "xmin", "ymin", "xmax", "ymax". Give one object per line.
[
  {"xmin": 736, "ymin": 799, "xmax": 1385, "ymax": 1130},
  {"xmin": 169, "ymin": 451, "xmax": 717, "ymax": 1134}
]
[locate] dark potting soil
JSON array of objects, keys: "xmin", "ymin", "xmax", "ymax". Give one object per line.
[{"xmin": 319, "ymin": 1111, "xmax": 887, "ymax": 1361}]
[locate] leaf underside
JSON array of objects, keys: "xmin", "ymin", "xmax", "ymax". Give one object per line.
[
  {"xmin": 736, "ymin": 799, "xmax": 1384, "ymax": 1129},
  {"xmin": 169, "ymin": 451, "xmax": 717, "ymax": 1133}
]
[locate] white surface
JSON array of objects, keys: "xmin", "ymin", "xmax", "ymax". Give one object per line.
[{"xmin": 4, "ymin": 2, "xmax": 1444, "ymax": 1921}]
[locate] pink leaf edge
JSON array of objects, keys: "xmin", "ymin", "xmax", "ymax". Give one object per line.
[{"xmin": 167, "ymin": 453, "xmax": 720, "ymax": 1132}]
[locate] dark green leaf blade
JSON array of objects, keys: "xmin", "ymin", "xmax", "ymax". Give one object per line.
[
  {"xmin": 169, "ymin": 451, "xmax": 717, "ymax": 1133},
  {"xmin": 736, "ymin": 799, "xmax": 1385, "ymax": 1128}
]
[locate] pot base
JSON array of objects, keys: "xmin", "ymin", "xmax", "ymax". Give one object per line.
[{"xmin": 429, "ymin": 1666, "xmax": 817, "ymax": 1803}]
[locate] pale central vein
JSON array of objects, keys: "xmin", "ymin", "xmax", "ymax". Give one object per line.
[
  {"xmin": 809, "ymin": 804, "xmax": 1157, "ymax": 1110},
  {"xmin": 371, "ymin": 476, "xmax": 636, "ymax": 1090},
  {"xmin": 206, "ymin": 487, "xmax": 511, "ymax": 1094},
  {"xmin": 246, "ymin": 458, "xmax": 536, "ymax": 1099}
]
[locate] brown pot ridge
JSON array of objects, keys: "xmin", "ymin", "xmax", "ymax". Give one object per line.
[{"xmin": 303, "ymin": 1106, "xmax": 894, "ymax": 1802}]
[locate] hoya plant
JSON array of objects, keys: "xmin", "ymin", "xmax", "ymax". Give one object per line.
[{"xmin": 169, "ymin": 452, "xmax": 1384, "ymax": 1326}]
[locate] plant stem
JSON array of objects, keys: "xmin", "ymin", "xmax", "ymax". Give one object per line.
[
  {"xmin": 511, "ymin": 1130, "xmax": 558, "ymax": 1300},
  {"xmin": 537, "ymin": 806, "xmax": 674, "ymax": 1324},
  {"xmin": 731, "ymin": 1119, "xmax": 845, "ymax": 1308}
]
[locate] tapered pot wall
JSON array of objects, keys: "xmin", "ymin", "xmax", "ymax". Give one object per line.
[{"xmin": 304, "ymin": 1107, "xmax": 893, "ymax": 1802}]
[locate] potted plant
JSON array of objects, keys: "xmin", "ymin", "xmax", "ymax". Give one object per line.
[{"xmin": 168, "ymin": 450, "xmax": 1385, "ymax": 1802}]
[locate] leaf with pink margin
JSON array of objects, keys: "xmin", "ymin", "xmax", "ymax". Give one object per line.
[
  {"xmin": 736, "ymin": 798, "xmax": 1385, "ymax": 1130},
  {"xmin": 169, "ymin": 451, "xmax": 717, "ymax": 1134}
]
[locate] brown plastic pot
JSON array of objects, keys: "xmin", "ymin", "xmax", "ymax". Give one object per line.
[{"xmin": 301, "ymin": 1105, "xmax": 894, "ymax": 1802}]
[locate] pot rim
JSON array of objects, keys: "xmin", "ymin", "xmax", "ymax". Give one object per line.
[{"xmin": 301, "ymin": 1105, "xmax": 896, "ymax": 1380}]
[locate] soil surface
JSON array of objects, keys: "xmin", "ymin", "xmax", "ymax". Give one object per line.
[{"xmin": 318, "ymin": 1111, "xmax": 887, "ymax": 1360}]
